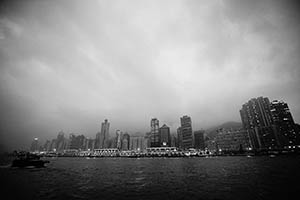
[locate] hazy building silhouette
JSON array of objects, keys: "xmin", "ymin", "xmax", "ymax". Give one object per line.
[
  {"xmin": 180, "ymin": 115, "xmax": 193, "ymax": 149},
  {"xmin": 96, "ymin": 119, "xmax": 110, "ymax": 149},
  {"xmin": 43, "ymin": 140, "xmax": 51, "ymax": 152},
  {"xmin": 159, "ymin": 124, "xmax": 171, "ymax": 147},
  {"xmin": 116, "ymin": 130, "xmax": 122, "ymax": 150},
  {"xmin": 68, "ymin": 134, "xmax": 86, "ymax": 150},
  {"xmin": 170, "ymin": 134, "xmax": 177, "ymax": 147},
  {"xmin": 270, "ymin": 100, "xmax": 299, "ymax": 147},
  {"xmin": 30, "ymin": 138, "xmax": 39, "ymax": 152},
  {"xmin": 130, "ymin": 134, "xmax": 145, "ymax": 151},
  {"xmin": 50, "ymin": 139, "xmax": 57, "ymax": 152},
  {"xmin": 150, "ymin": 118, "xmax": 160, "ymax": 147},
  {"xmin": 84, "ymin": 138, "xmax": 95, "ymax": 151},
  {"xmin": 144, "ymin": 132, "xmax": 151, "ymax": 148},
  {"xmin": 121, "ymin": 133, "xmax": 130, "ymax": 151},
  {"xmin": 56, "ymin": 131, "xmax": 67, "ymax": 152},
  {"xmin": 194, "ymin": 130, "xmax": 205, "ymax": 150},
  {"xmin": 177, "ymin": 127, "xmax": 182, "ymax": 149}
]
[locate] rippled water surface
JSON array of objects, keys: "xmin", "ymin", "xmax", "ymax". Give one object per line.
[{"xmin": 1, "ymin": 156, "xmax": 300, "ymax": 200}]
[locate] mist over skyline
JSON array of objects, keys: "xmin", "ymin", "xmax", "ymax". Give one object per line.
[{"xmin": 0, "ymin": 0, "xmax": 300, "ymax": 151}]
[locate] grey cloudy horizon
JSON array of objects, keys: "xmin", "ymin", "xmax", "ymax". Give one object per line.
[{"xmin": 1, "ymin": 0, "xmax": 300, "ymax": 151}]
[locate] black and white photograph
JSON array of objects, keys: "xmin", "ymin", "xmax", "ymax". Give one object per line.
[{"xmin": 0, "ymin": 0, "xmax": 300, "ymax": 199}]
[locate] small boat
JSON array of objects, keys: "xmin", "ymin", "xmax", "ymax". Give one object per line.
[{"xmin": 11, "ymin": 152, "xmax": 50, "ymax": 168}]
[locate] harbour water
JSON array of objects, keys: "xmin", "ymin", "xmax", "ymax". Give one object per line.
[{"xmin": 1, "ymin": 156, "xmax": 300, "ymax": 200}]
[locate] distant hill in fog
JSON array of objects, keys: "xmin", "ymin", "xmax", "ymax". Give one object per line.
[{"xmin": 204, "ymin": 121, "xmax": 243, "ymax": 139}]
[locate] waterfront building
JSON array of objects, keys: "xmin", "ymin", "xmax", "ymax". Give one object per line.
[
  {"xmin": 146, "ymin": 147, "xmax": 178, "ymax": 156},
  {"xmin": 94, "ymin": 148, "xmax": 119, "ymax": 157},
  {"xmin": 130, "ymin": 134, "xmax": 145, "ymax": 151},
  {"xmin": 109, "ymin": 137, "xmax": 117, "ymax": 148},
  {"xmin": 214, "ymin": 129, "xmax": 251, "ymax": 152},
  {"xmin": 116, "ymin": 130, "xmax": 122, "ymax": 150},
  {"xmin": 84, "ymin": 138, "xmax": 95, "ymax": 151},
  {"xmin": 240, "ymin": 97, "xmax": 279, "ymax": 150},
  {"xmin": 177, "ymin": 127, "xmax": 183, "ymax": 149},
  {"xmin": 30, "ymin": 138, "xmax": 39, "ymax": 152},
  {"xmin": 270, "ymin": 100, "xmax": 299, "ymax": 147},
  {"xmin": 121, "ymin": 133, "xmax": 130, "ymax": 151},
  {"xmin": 206, "ymin": 139, "xmax": 217, "ymax": 153},
  {"xmin": 50, "ymin": 139, "xmax": 57, "ymax": 152},
  {"xmin": 180, "ymin": 115, "xmax": 193, "ymax": 149},
  {"xmin": 56, "ymin": 131, "xmax": 67, "ymax": 152},
  {"xmin": 150, "ymin": 118, "xmax": 160, "ymax": 147},
  {"xmin": 194, "ymin": 130, "xmax": 205, "ymax": 150},
  {"xmin": 68, "ymin": 134, "xmax": 86, "ymax": 150},
  {"xmin": 43, "ymin": 140, "xmax": 51, "ymax": 152},
  {"xmin": 95, "ymin": 119, "xmax": 110, "ymax": 149},
  {"xmin": 159, "ymin": 124, "xmax": 171, "ymax": 147},
  {"xmin": 170, "ymin": 134, "xmax": 177, "ymax": 147},
  {"xmin": 144, "ymin": 132, "xmax": 151, "ymax": 148}
]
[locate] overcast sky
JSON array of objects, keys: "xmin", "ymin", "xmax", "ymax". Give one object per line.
[{"xmin": 0, "ymin": 0, "xmax": 300, "ymax": 151}]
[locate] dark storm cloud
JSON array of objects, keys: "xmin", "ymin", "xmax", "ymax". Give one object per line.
[{"xmin": 0, "ymin": 0, "xmax": 300, "ymax": 151}]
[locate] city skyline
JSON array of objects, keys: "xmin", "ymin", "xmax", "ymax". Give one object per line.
[
  {"xmin": 1, "ymin": 0, "xmax": 300, "ymax": 151},
  {"xmin": 25, "ymin": 96, "xmax": 300, "ymax": 153}
]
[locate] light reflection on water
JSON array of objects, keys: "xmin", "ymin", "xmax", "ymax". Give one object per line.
[{"xmin": 1, "ymin": 156, "xmax": 300, "ymax": 200}]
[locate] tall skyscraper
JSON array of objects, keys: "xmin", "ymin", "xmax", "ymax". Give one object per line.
[
  {"xmin": 270, "ymin": 100, "xmax": 299, "ymax": 147},
  {"xmin": 96, "ymin": 119, "xmax": 110, "ymax": 149},
  {"xmin": 240, "ymin": 97, "xmax": 273, "ymax": 129},
  {"xmin": 150, "ymin": 118, "xmax": 160, "ymax": 147},
  {"xmin": 240, "ymin": 97, "xmax": 279, "ymax": 150},
  {"xmin": 194, "ymin": 130, "xmax": 205, "ymax": 150},
  {"xmin": 116, "ymin": 130, "xmax": 122, "ymax": 150},
  {"xmin": 180, "ymin": 115, "xmax": 193, "ymax": 149},
  {"xmin": 159, "ymin": 124, "xmax": 171, "ymax": 147}
]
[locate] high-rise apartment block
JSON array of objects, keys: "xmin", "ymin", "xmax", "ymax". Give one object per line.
[
  {"xmin": 270, "ymin": 100, "xmax": 299, "ymax": 147},
  {"xmin": 240, "ymin": 97, "xmax": 273, "ymax": 129},
  {"xmin": 180, "ymin": 115, "xmax": 193, "ymax": 149},
  {"xmin": 240, "ymin": 97, "xmax": 299, "ymax": 150},
  {"xmin": 240, "ymin": 97, "xmax": 279, "ymax": 149},
  {"xmin": 150, "ymin": 118, "xmax": 160, "ymax": 147}
]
